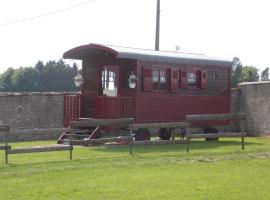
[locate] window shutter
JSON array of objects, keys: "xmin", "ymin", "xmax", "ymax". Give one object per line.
[
  {"xmin": 171, "ymin": 70, "xmax": 179, "ymax": 92},
  {"xmin": 196, "ymin": 70, "xmax": 202, "ymax": 88},
  {"xmin": 180, "ymin": 70, "xmax": 188, "ymax": 88},
  {"xmin": 143, "ymin": 68, "xmax": 152, "ymax": 91},
  {"xmin": 201, "ymin": 71, "xmax": 207, "ymax": 89}
]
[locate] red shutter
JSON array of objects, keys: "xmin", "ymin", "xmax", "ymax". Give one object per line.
[
  {"xmin": 180, "ymin": 70, "xmax": 188, "ymax": 88},
  {"xmin": 196, "ymin": 70, "xmax": 202, "ymax": 88},
  {"xmin": 201, "ymin": 71, "xmax": 207, "ymax": 89},
  {"xmin": 143, "ymin": 68, "xmax": 152, "ymax": 91},
  {"xmin": 171, "ymin": 70, "xmax": 179, "ymax": 92}
]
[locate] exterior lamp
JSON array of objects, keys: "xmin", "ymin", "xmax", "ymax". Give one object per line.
[
  {"xmin": 128, "ymin": 71, "xmax": 137, "ymax": 89},
  {"xmin": 74, "ymin": 74, "xmax": 83, "ymax": 87}
]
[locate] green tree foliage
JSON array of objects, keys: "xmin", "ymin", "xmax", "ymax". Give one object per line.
[
  {"xmin": 0, "ymin": 59, "xmax": 79, "ymax": 92},
  {"xmin": 260, "ymin": 67, "xmax": 269, "ymax": 81},
  {"xmin": 231, "ymin": 57, "xmax": 242, "ymax": 87},
  {"xmin": 11, "ymin": 67, "xmax": 40, "ymax": 91},
  {"xmin": 0, "ymin": 67, "xmax": 15, "ymax": 91},
  {"xmin": 241, "ymin": 66, "xmax": 259, "ymax": 82},
  {"xmin": 35, "ymin": 60, "xmax": 45, "ymax": 72}
]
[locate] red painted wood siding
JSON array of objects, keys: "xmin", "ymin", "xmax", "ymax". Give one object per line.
[
  {"xmin": 135, "ymin": 94, "xmax": 229, "ymax": 123},
  {"xmin": 96, "ymin": 96, "xmax": 135, "ymax": 119}
]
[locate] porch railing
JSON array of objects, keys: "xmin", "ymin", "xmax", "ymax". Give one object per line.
[
  {"xmin": 63, "ymin": 94, "xmax": 81, "ymax": 127},
  {"xmin": 63, "ymin": 94, "xmax": 135, "ymax": 127}
]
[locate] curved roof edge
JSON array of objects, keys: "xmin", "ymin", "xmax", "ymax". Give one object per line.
[
  {"xmin": 63, "ymin": 43, "xmax": 232, "ymax": 66},
  {"xmin": 63, "ymin": 44, "xmax": 118, "ymax": 59}
]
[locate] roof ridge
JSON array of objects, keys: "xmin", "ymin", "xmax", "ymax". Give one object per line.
[{"xmin": 93, "ymin": 43, "xmax": 205, "ymax": 56}]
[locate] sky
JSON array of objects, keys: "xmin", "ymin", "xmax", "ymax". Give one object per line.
[{"xmin": 0, "ymin": 0, "xmax": 270, "ymax": 73}]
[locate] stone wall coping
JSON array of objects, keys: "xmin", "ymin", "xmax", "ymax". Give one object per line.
[
  {"xmin": 238, "ymin": 81, "xmax": 270, "ymax": 86},
  {"xmin": 0, "ymin": 91, "xmax": 78, "ymax": 97}
]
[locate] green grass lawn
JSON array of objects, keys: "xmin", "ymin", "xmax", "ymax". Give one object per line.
[{"xmin": 1, "ymin": 137, "xmax": 270, "ymax": 200}]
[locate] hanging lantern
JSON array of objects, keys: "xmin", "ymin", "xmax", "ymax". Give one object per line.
[{"xmin": 128, "ymin": 71, "xmax": 137, "ymax": 89}]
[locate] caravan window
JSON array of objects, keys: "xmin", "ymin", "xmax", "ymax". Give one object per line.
[{"xmin": 101, "ymin": 68, "xmax": 117, "ymax": 96}]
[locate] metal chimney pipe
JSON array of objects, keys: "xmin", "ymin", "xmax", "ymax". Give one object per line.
[{"xmin": 155, "ymin": 0, "xmax": 160, "ymax": 51}]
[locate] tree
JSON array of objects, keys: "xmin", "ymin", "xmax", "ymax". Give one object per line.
[
  {"xmin": 241, "ymin": 66, "xmax": 259, "ymax": 82},
  {"xmin": 35, "ymin": 60, "xmax": 45, "ymax": 72},
  {"xmin": 261, "ymin": 67, "xmax": 269, "ymax": 81},
  {"xmin": 38, "ymin": 59, "xmax": 77, "ymax": 91},
  {"xmin": 231, "ymin": 57, "xmax": 242, "ymax": 87},
  {"xmin": 10, "ymin": 67, "xmax": 40, "ymax": 91},
  {"xmin": 0, "ymin": 67, "xmax": 15, "ymax": 91},
  {"xmin": 0, "ymin": 59, "xmax": 79, "ymax": 92}
]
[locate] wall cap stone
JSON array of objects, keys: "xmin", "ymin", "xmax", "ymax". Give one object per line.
[
  {"xmin": 238, "ymin": 81, "xmax": 270, "ymax": 86},
  {"xmin": 0, "ymin": 91, "xmax": 78, "ymax": 97}
]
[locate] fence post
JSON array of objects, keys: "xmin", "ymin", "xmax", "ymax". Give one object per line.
[
  {"xmin": 186, "ymin": 136, "xmax": 190, "ymax": 153},
  {"xmin": 3, "ymin": 125, "xmax": 10, "ymax": 164},
  {"xmin": 241, "ymin": 119, "xmax": 245, "ymax": 150},
  {"xmin": 70, "ymin": 128, "xmax": 73, "ymax": 160},
  {"xmin": 129, "ymin": 128, "xmax": 133, "ymax": 155}
]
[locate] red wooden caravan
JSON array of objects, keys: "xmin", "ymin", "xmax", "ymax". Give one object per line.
[{"xmin": 61, "ymin": 43, "xmax": 232, "ymax": 141}]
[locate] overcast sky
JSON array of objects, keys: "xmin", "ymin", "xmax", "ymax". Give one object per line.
[{"xmin": 0, "ymin": 0, "xmax": 269, "ymax": 72}]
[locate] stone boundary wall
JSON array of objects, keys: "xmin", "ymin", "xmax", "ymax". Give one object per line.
[
  {"xmin": 0, "ymin": 92, "xmax": 76, "ymax": 142},
  {"xmin": 0, "ymin": 92, "xmax": 77, "ymax": 129},
  {"xmin": 237, "ymin": 81, "xmax": 270, "ymax": 136}
]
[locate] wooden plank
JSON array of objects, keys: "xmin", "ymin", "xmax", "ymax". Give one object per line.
[
  {"xmin": 70, "ymin": 118, "xmax": 134, "ymax": 128},
  {"xmin": 6, "ymin": 146, "xmax": 72, "ymax": 154},
  {"xmin": 9, "ymin": 128, "xmax": 71, "ymax": 135},
  {"xmin": 130, "ymin": 122, "xmax": 190, "ymax": 129},
  {"xmin": 71, "ymin": 137, "xmax": 131, "ymax": 145},
  {"xmin": 185, "ymin": 113, "xmax": 245, "ymax": 122},
  {"xmin": 187, "ymin": 132, "xmax": 246, "ymax": 139},
  {"xmin": 132, "ymin": 140, "xmax": 188, "ymax": 145},
  {"xmin": 0, "ymin": 145, "xmax": 11, "ymax": 150}
]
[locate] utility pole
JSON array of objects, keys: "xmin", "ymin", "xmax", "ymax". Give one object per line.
[{"xmin": 155, "ymin": 0, "xmax": 160, "ymax": 51}]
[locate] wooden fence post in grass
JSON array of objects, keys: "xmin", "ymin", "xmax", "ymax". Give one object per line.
[
  {"xmin": 129, "ymin": 128, "xmax": 133, "ymax": 155},
  {"xmin": 0, "ymin": 125, "xmax": 10, "ymax": 164},
  {"xmin": 5, "ymin": 129, "xmax": 8, "ymax": 164},
  {"xmin": 241, "ymin": 119, "xmax": 245, "ymax": 150},
  {"xmin": 70, "ymin": 128, "xmax": 73, "ymax": 160}
]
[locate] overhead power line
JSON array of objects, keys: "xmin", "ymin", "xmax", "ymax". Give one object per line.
[{"xmin": 0, "ymin": 0, "xmax": 98, "ymax": 26}]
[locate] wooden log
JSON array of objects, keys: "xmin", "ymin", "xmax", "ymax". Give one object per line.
[
  {"xmin": 131, "ymin": 140, "xmax": 188, "ymax": 145},
  {"xmin": 186, "ymin": 132, "xmax": 246, "ymax": 139},
  {"xmin": 0, "ymin": 145, "xmax": 11, "ymax": 150},
  {"xmin": 70, "ymin": 118, "xmax": 134, "ymax": 128},
  {"xmin": 9, "ymin": 128, "xmax": 71, "ymax": 135},
  {"xmin": 6, "ymin": 145, "xmax": 72, "ymax": 154},
  {"xmin": 130, "ymin": 122, "xmax": 190, "ymax": 129},
  {"xmin": 71, "ymin": 136, "xmax": 131, "ymax": 145},
  {"xmin": 185, "ymin": 113, "xmax": 246, "ymax": 122}
]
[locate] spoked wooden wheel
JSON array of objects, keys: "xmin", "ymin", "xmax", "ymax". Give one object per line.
[{"xmin": 135, "ymin": 128, "xmax": 151, "ymax": 141}]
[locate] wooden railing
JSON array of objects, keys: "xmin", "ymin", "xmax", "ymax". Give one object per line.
[{"xmin": 63, "ymin": 94, "xmax": 81, "ymax": 127}]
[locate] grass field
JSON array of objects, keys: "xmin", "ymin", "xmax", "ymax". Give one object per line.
[{"xmin": 1, "ymin": 137, "xmax": 270, "ymax": 200}]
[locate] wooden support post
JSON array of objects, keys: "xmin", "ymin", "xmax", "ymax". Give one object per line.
[
  {"xmin": 129, "ymin": 128, "xmax": 133, "ymax": 155},
  {"xmin": 3, "ymin": 125, "xmax": 10, "ymax": 164},
  {"xmin": 241, "ymin": 119, "xmax": 245, "ymax": 150},
  {"xmin": 186, "ymin": 136, "xmax": 190, "ymax": 153},
  {"xmin": 70, "ymin": 128, "xmax": 73, "ymax": 160}
]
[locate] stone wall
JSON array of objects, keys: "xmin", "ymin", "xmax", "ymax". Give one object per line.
[
  {"xmin": 0, "ymin": 92, "xmax": 68, "ymax": 129},
  {"xmin": 0, "ymin": 92, "xmax": 75, "ymax": 142},
  {"xmin": 237, "ymin": 81, "xmax": 270, "ymax": 136}
]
